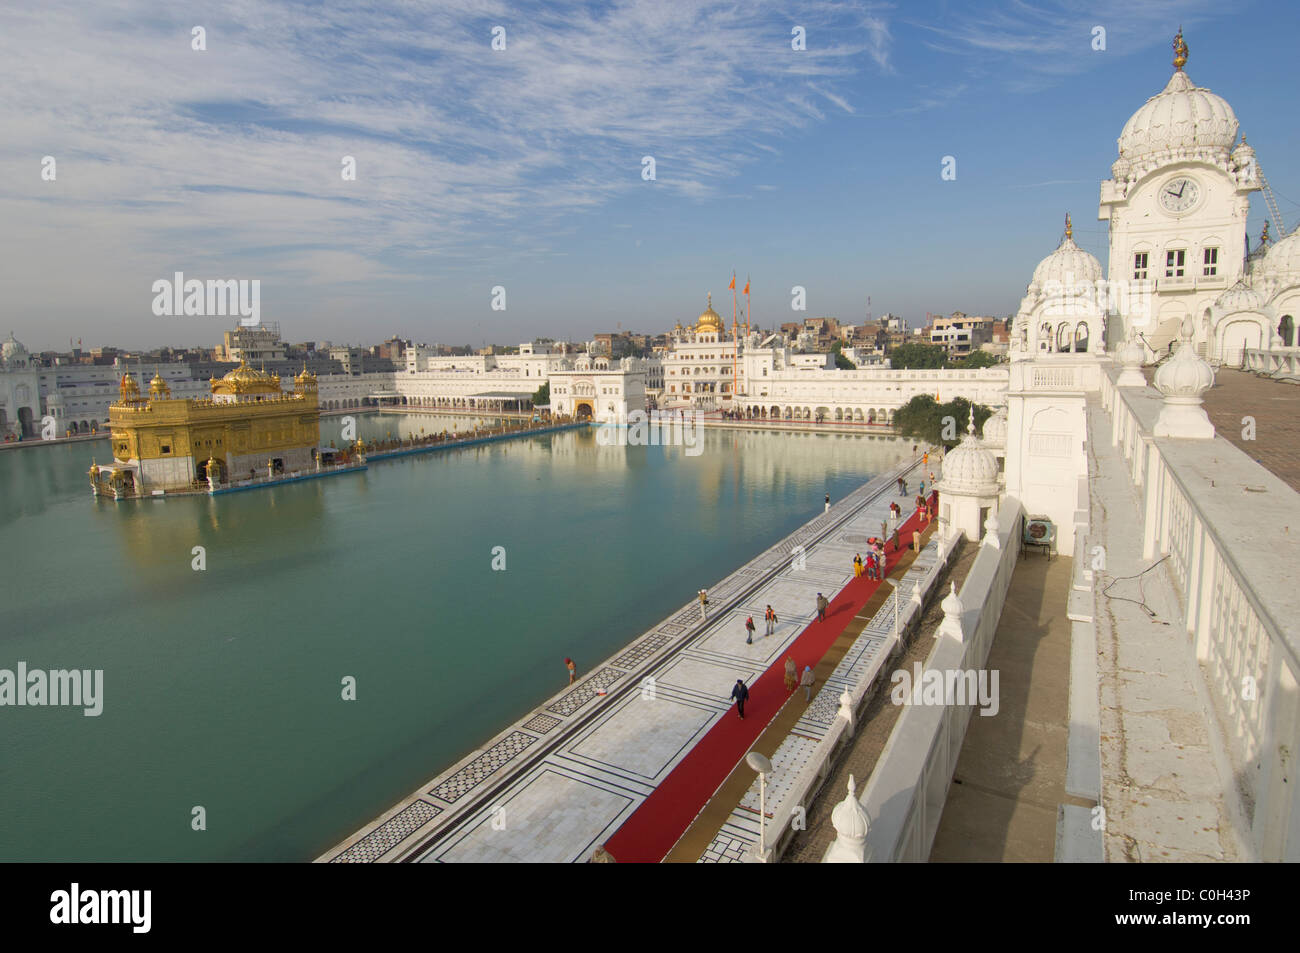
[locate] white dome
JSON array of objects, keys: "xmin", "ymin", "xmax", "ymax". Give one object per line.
[
  {"xmin": 1, "ymin": 331, "xmax": 26, "ymax": 361},
  {"xmin": 1031, "ymin": 234, "xmax": 1103, "ymax": 290},
  {"xmin": 939, "ymin": 430, "xmax": 999, "ymax": 495},
  {"xmin": 1118, "ymin": 70, "xmax": 1238, "ymax": 162},
  {"xmin": 982, "ymin": 407, "xmax": 1008, "ymax": 451},
  {"xmin": 831, "ymin": 776, "xmax": 870, "ymax": 840},
  {"xmin": 1231, "ymin": 138, "xmax": 1256, "ymax": 169},
  {"xmin": 1259, "ymin": 230, "xmax": 1300, "ymax": 281},
  {"xmin": 1215, "ymin": 279, "xmax": 1266, "ymax": 314}
]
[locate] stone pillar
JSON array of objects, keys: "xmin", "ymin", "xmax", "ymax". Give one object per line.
[
  {"xmin": 937, "ymin": 582, "xmax": 965, "ymax": 642},
  {"xmin": 983, "ymin": 511, "xmax": 1001, "ymax": 549},
  {"xmin": 1116, "ymin": 329, "xmax": 1147, "ymax": 388},
  {"xmin": 836, "ymin": 690, "xmax": 855, "ymax": 733},
  {"xmin": 1153, "ymin": 319, "xmax": 1215, "ymax": 439}
]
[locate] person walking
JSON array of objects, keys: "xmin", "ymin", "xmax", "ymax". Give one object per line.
[
  {"xmin": 919, "ymin": 479, "xmax": 926, "ymax": 497},
  {"xmin": 853, "ymin": 553, "xmax": 863, "ymax": 578},
  {"xmin": 801, "ymin": 665, "xmax": 816, "ymax": 701},
  {"xmin": 745, "ymin": 615, "xmax": 756, "ymax": 644},
  {"xmin": 784, "ymin": 657, "xmax": 798, "ymax": 692},
  {"xmin": 901, "ymin": 478, "xmax": 908, "ymax": 496},
  {"xmin": 815, "ymin": 592, "xmax": 829, "ymax": 622},
  {"xmin": 765, "ymin": 605, "xmax": 777, "ymax": 636},
  {"xmin": 824, "ymin": 493, "xmax": 830, "ymax": 512},
  {"xmin": 565, "ymin": 658, "xmax": 577, "ymax": 684},
  {"xmin": 731, "ymin": 679, "xmax": 750, "ymax": 719},
  {"xmin": 896, "ymin": 476, "xmax": 904, "ymax": 495}
]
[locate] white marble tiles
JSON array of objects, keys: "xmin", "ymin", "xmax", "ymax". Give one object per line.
[{"xmin": 424, "ymin": 766, "xmax": 636, "ymax": 864}]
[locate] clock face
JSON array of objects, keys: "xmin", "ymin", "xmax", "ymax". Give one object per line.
[{"xmin": 1159, "ymin": 176, "xmax": 1201, "ymax": 213}]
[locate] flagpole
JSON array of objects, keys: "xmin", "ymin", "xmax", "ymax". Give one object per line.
[
  {"xmin": 743, "ymin": 276, "xmax": 751, "ymax": 402},
  {"xmin": 731, "ymin": 271, "xmax": 738, "ymax": 413}
]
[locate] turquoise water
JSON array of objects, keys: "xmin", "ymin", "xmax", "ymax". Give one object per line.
[{"xmin": 0, "ymin": 415, "xmax": 908, "ymax": 861}]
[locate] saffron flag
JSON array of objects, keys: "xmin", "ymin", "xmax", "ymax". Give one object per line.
[
  {"xmin": 743, "ymin": 279, "xmax": 750, "ymax": 295},
  {"xmin": 728, "ymin": 274, "xmax": 735, "ymax": 290}
]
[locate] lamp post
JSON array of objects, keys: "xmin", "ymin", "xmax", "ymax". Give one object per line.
[{"xmin": 746, "ymin": 750, "xmax": 773, "ymax": 860}]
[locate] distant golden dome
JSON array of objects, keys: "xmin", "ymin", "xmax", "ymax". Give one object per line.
[
  {"xmin": 119, "ymin": 372, "xmax": 140, "ymax": 399},
  {"xmin": 696, "ymin": 293, "xmax": 724, "ymax": 333},
  {"xmin": 149, "ymin": 371, "xmax": 171, "ymax": 397}
]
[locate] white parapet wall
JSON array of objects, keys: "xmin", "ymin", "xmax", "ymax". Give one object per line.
[
  {"xmin": 854, "ymin": 496, "xmax": 1023, "ymax": 863},
  {"xmin": 1099, "ymin": 364, "xmax": 1300, "ymax": 861}
]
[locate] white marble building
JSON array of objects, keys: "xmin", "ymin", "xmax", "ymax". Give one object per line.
[
  {"xmin": 1098, "ymin": 31, "xmax": 1299, "ymax": 363},
  {"xmin": 548, "ymin": 354, "xmax": 648, "ymax": 422}
]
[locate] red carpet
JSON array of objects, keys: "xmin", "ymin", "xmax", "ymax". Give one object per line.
[{"xmin": 603, "ymin": 492, "xmax": 937, "ymax": 863}]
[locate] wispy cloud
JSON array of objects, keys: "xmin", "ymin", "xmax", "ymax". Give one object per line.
[
  {"xmin": 0, "ymin": 0, "xmax": 893, "ymax": 327},
  {"xmin": 908, "ymin": 0, "xmax": 1220, "ymax": 93}
]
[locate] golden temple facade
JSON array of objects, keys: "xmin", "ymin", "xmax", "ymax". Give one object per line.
[{"xmin": 91, "ymin": 362, "xmax": 320, "ymax": 496}]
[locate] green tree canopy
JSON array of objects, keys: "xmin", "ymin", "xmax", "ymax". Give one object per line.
[
  {"xmin": 956, "ymin": 350, "xmax": 1001, "ymax": 368},
  {"xmin": 532, "ymin": 381, "xmax": 549, "ymax": 406},
  {"xmin": 888, "ymin": 342, "xmax": 949, "ymax": 369},
  {"xmin": 830, "ymin": 340, "xmax": 856, "ymax": 369},
  {"xmin": 892, "ymin": 394, "xmax": 994, "ymax": 449}
]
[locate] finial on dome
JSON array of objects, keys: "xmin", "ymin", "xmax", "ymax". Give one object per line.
[
  {"xmin": 1065, "ymin": 212, "xmax": 1072, "ymax": 241},
  {"xmin": 1173, "ymin": 27, "xmax": 1188, "ymax": 71},
  {"xmin": 967, "ymin": 405, "xmax": 975, "ymax": 436},
  {"xmin": 1261, "ymin": 220, "xmax": 1271, "ymax": 245}
]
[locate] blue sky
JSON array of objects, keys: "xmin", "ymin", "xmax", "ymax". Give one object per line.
[{"xmin": 2, "ymin": 0, "xmax": 1298, "ymax": 351}]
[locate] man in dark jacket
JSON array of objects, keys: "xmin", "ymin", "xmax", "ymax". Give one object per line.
[
  {"xmin": 816, "ymin": 592, "xmax": 829, "ymax": 621},
  {"xmin": 731, "ymin": 679, "xmax": 749, "ymax": 719}
]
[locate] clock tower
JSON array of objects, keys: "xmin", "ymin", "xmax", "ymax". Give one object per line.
[{"xmin": 1098, "ymin": 30, "xmax": 1260, "ymax": 357}]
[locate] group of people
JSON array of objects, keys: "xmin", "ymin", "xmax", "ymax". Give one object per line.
[
  {"xmin": 743, "ymin": 605, "xmax": 780, "ymax": 644},
  {"xmin": 852, "ymin": 544, "xmax": 885, "ymax": 582},
  {"xmin": 730, "ymin": 656, "xmax": 816, "ymax": 720}
]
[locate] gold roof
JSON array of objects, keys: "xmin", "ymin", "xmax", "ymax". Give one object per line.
[
  {"xmin": 149, "ymin": 371, "xmax": 170, "ymax": 396},
  {"xmin": 211, "ymin": 359, "xmax": 281, "ymax": 396},
  {"xmin": 696, "ymin": 292, "xmax": 724, "ymax": 332}
]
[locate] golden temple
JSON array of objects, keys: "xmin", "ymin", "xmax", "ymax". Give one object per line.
[{"xmin": 90, "ymin": 361, "xmax": 320, "ymax": 497}]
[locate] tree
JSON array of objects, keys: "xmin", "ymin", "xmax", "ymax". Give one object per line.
[
  {"xmin": 532, "ymin": 382, "xmax": 549, "ymax": 406},
  {"xmin": 888, "ymin": 342, "xmax": 949, "ymax": 369},
  {"xmin": 830, "ymin": 340, "xmax": 856, "ymax": 369},
  {"xmin": 892, "ymin": 394, "xmax": 994, "ymax": 449},
  {"xmin": 957, "ymin": 350, "xmax": 1001, "ymax": 368}
]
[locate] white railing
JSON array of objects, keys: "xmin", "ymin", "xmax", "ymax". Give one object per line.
[
  {"xmin": 1244, "ymin": 348, "xmax": 1300, "ymax": 377},
  {"xmin": 1099, "ymin": 367, "xmax": 1300, "ymax": 861},
  {"xmin": 855, "ymin": 497, "xmax": 1023, "ymax": 862}
]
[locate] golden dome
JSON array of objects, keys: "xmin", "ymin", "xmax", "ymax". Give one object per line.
[
  {"xmin": 119, "ymin": 372, "xmax": 140, "ymax": 399},
  {"xmin": 149, "ymin": 371, "xmax": 171, "ymax": 397},
  {"xmin": 211, "ymin": 359, "xmax": 281, "ymax": 396},
  {"xmin": 696, "ymin": 293, "xmax": 724, "ymax": 333}
]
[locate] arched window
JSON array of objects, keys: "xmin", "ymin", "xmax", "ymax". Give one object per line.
[{"xmin": 1279, "ymin": 315, "xmax": 1295, "ymax": 347}]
